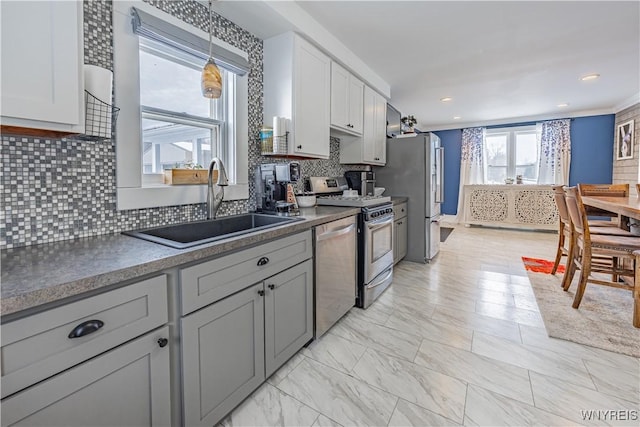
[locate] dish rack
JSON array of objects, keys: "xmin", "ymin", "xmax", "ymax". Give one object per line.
[
  {"xmin": 261, "ymin": 131, "xmax": 289, "ymax": 156},
  {"xmin": 76, "ymin": 90, "xmax": 120, "ymax": 141}
]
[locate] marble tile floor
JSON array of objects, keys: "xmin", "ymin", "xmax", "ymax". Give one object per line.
[{"xmin": 220, "ymin": 225, "xmax": 640, "ymax": 427}]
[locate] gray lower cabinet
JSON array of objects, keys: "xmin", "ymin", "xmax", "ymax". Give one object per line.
[
  {"xmin": 393, "ymin": 202, "xmax": 408, "ymax": 264},
  {"xmin": 181, "ymin": 259, "xmax": 313, "ymax": 426},
  {"xmin": 394, "ymin": 217, "xmax": 408, "ymax": 264},
  {"xmin": 1, "ymin": 326, "xmax": 171, "ymax": 427},
  {"xmin": 264, "ymin": 259, "xmax": 313, "ymax": 377},
  {"xmin": 181, "ymin": 282, "xmax": 265, "ymax": 427}
]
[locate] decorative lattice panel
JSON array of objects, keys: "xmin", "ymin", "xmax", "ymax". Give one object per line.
[
  {"xmin": 514, "ymin": 190, "xmax": 558, "ymax": 225},
  {"xmin": 463, "ymin": 185, "xmax": 557, "ymax": 230},
  {"xmin": 468, "ymin": 190, "xmax": 508, "ymax": 222}
]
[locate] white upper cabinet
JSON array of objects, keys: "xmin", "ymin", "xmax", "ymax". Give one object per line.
[
  {"xmin": 0, "ymin": 1, "xmax": 84, "ymax": 135},
  {"xmin": 264, "ymin": 32, "xmax": 330, "ymax": 159},
  {"xmin": 330, "ymin": 62, "xmax": 363, "ymax": 136},
  {"xmin": 340, "ymin": 85, "xmax": 387, "ymax": 165}
]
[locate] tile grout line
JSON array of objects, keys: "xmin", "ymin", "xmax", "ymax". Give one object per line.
[{"xmin": 385, "ymin": 395, "xmax": 401, "ymax": 427}]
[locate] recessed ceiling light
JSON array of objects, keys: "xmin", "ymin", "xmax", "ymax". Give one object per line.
[
  {"xmin": 557, "ymin": 103, "xmax": 569, "ymax": 107},
  {"xmin": 580, "ymin": 73, "xmax": 600, "ymax": 81},
  {"xmin": 453, "ymin": 116, "xmax": 461, "ymax": 120},
  {"xmin": 440, "ymin": 97, "xmax": 453, "ymax": 102}
]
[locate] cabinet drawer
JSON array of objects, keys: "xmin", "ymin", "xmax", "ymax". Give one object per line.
[
  {"xmin": 181, "ymin": 230, "xmax": 312, "ymax": 314},
  {"xmin": 1, "ymin": 275, "xmax": 168, "ymax": 399},
  {"xmin": 1, "ymin": 326, "xmax": 171, "ymax": 427},
  {"xmin": 393, "ymin": 202, "xmax": 407, "ymax": 219}
]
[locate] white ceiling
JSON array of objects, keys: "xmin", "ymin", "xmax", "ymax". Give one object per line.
[{"xmin": 215, "ymin": 1, "xmax": 640, "ymax": 131}]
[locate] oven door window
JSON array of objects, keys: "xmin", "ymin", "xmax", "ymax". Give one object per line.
[{"xmin": 369, "ymin": 221, "xmax": 393, "ymax": 261}]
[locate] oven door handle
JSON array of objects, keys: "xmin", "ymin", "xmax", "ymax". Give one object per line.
[
  {"xmin": 316, "ymin": 224, "xmax": 356, "ymax": 242},
  {"xmin": 367, "ymin": 216, "xmax": 393, "ymax": 230},
  {"xmin": 365, "ymin": 268, "xmax": 393, "ymax": 289}
]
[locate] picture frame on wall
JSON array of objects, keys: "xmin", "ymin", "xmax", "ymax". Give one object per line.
[{"xmin": 616, "ymin": 119, "xmax": 634, "ymax": 160}]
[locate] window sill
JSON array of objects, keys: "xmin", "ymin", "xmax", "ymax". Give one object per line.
[{"xmin": 117, "ymin": 183, "xmax": 248, "ymax": 211}]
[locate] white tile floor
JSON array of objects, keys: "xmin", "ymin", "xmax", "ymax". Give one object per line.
[{"xmin": 220, "ymin": 225, "xmax": 640, "ymax": 426}]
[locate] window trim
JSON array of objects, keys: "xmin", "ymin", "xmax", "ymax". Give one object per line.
[
  {"xmin": 113, "ymin": 1, "xmax": 248, "ymax": 211},
  {"xmin": 485, "ymin": 125, "xmax": 538, "ymax": 184}
]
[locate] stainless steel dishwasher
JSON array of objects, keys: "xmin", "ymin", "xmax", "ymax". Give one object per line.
[{"xmin": 314, "ymin": 215, "xmax": 357, "ymax": 338}]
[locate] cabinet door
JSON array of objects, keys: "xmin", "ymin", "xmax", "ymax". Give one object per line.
[
  {"xmin": 330, "ymin": 62, "xmax": 350, "ymax": 131},
  {"xmin": 393, "ymin": 219, "xmax": 399, "ymax": 265},
  {"xmin": 1, "ymin": 327, "xmax": 171, "ymax": 427},
  {"xmin": 362, "ymin": 86, "xmax": 377, "ymax": 163},
  {"xmin": 182, "ymin": 283, "xmax": 265, "ymax": 427},
  {"xmin": 0, "ymin": 1, "xmax": 83, "ymax": 132},
  {"xmin": 348, "ymin": 76, "xmax": 364, "ymax": 134},
  {"xmin": 373, "ymin": 91, "xmax": 387, "ymax": 164},
  {"xmin": 264, "ymin": 260, "xmax": 313, "ymax": 378},
  {"xmin": 293, "ymin": 36, "xmax": 330, "ymax": 159},
  {"xmin": 396, "ymin": 217, "xmax": 408, "ymax": 263}
]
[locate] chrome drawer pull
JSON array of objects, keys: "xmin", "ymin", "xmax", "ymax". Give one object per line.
[
  {"xmin": 257, "ymin": 256, "xmax": 270, "ymax": 266},
  {"xmin": 68, "ymin": 319, "xmax": 104, "ymax": 339}
]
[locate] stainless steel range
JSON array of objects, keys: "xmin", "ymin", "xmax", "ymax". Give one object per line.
[{"xmin": 310, "ymin": 177, "xmax": 394, "ymax": 308}]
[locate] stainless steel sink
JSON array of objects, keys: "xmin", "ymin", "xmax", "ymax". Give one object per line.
[{"xmin": 123, "ymin": 213, "xmax": 302, "ymax": 249}]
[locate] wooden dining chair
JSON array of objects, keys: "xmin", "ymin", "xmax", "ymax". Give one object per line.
[
  {"xmin": 577, "ymin": 183, "xmax": 630, "ymax": 226},
  {"xmin": 552, "ymin": 186, "xmax": 630, "ymax": 284},
  {"xmin": 563, "ymin": 186, "xmax": 640, "ymax": 328}
]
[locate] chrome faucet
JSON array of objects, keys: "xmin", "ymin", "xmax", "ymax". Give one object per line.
[{"xmin": 207, "ymin": 157, "xmax": 229, "ymax": 219}]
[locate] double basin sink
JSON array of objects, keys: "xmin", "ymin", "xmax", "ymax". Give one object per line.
[{"xmin": 123, "ymin": 213, "xmax": 302, "ymax": 249}]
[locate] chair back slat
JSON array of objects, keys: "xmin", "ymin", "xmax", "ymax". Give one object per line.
[
  {"xmin": 552, "ymin": 185, "xmax": 571, "ymax": 225},
  {"xmin": 564, "ymin": 187, "xmax": 589, "ymax": 239},
  {"xmin": 577, "ymin": 183, "xmax": 628, "ymax": 218},
  {"xmin": 578, "ymin": 183, "xmax": 629, "ymax": 197}
]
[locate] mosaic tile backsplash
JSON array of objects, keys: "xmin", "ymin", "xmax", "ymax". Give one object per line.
[{"xmin": 0, "ymin": 0, "xmax": 366, "ymax": 249}]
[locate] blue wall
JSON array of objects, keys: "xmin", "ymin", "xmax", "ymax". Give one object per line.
[
  {"xmin": 433, "ymin": 114, "xmax": 615, "ymax": 215},
  {"xmin": 435, "ymin": 129, "xmax": 463, "ymax": 215}
]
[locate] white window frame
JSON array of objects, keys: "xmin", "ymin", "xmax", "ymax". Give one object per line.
[
  {"xmin": 113, "ymin": 1, "xmax": 248, "ymax": 210},
  {"xmin": 485, "ymin": 125, "xmax": 538, "ymax": 184}
]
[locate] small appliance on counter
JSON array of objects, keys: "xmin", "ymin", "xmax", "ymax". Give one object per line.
[
  {"xmin": 309, "ymin": 176, "xmax": 394, "ymax": 308},
  {"xmin": 344, "ymin": 170, "xmax": 376, "ymax": 196},
  {"xmin": 256, "ymin": 162, "xmax": 301, "ymax": 216}
]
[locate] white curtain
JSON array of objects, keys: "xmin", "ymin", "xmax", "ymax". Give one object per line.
[
  {"xmin": 456, "ymin": 127, "xmax": 485, "ymax": 222},
  {"xmin": 537, "ymin": 119, "xmax": 571, "ymax": 185}
]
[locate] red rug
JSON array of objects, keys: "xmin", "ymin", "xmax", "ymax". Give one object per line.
[{"xmin": 522, "ymin": 257, "xmax": 565, "ymax": 274}]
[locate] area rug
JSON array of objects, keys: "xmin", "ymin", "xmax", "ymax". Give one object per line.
[
  {"xmin": 524, "ymin": 263, "xmax": 640, "ymax": 358},
  {"xmin": 440, "ymin": 227, "xmax": 454, "ymax": 243},
  {"xmin": 522, "ymin": 257, "xmax": 565, "ymax": 274}
]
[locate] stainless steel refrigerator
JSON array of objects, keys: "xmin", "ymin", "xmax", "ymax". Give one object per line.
[{"xmin": 375, "ymin": 133, "xmax": 443, "ymax": 262}]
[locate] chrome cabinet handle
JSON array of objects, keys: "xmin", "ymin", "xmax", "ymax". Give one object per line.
[
  {"xmin": 267, "ymin": 284, "xmax": 275, "ymax": 290},
  {"xmin": 257, "ymin": 257, "xmax": 269, "ymax": 266},
  {"xmin": 68, "ymin": 319, "xmax": 104, "ymax": 339},
  {"xmin": 157, "ymin": 338, "xmax": 168, "ymax": 348},
  {"xmin": 258, "ymin": 289, "xmax": 265, "ymax": 296}
]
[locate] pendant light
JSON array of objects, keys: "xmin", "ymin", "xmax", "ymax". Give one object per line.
[{"xmin": 201, "ymin": 0, "xmax": 222, "ymax": 99}]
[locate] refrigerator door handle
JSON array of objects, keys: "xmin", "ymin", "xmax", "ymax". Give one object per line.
[{"xmin": 435, "ymin": 147, "xmax": 444, "ymax": 203}]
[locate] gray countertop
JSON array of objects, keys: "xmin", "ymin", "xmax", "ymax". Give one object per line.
[
  {"xmin": 1, "ymin": 206, "xmax": 360, "ymax": 319},
  {"xmin": 391, "ymin": 196, "xmax": 408, "ymax": 205}
]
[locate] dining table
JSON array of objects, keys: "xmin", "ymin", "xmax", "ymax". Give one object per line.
[{"xmin": 581, "ymin": 195, "xmax": 640, "ymax": 229}]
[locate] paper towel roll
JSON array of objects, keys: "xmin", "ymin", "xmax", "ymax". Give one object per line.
[
  {"xmin": 273, "ymin": 116, "xmax": 280, "ymax": 138},
  {"xmin": 84, "ymin": 64, "xmax": 113, "ymax": 104}
]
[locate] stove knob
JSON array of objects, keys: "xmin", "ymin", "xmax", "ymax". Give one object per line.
[{"xmin": 371, "ymin": 212, "xmax": 378, "ymax": 218}]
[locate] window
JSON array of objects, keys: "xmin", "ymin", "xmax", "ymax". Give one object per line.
[
  {"xmin": 485, "ymin": 125, "xmax": 538, "ymax": 184},
  {"xmin": 139, "ymin": 38, "xmax": 230, "ymax": 179},
  {"xmin": 113, "ymin": 1, "xmax": 249, "ymax": 210}
]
